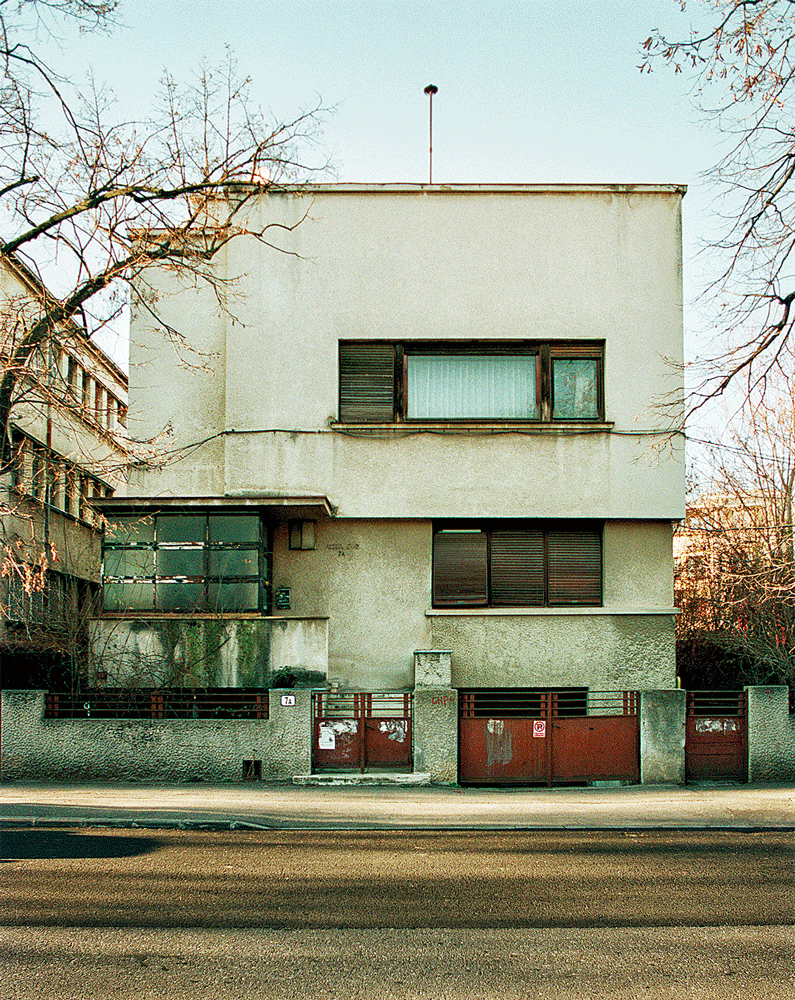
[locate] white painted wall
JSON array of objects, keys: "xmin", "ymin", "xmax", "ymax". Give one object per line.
[{"xmin": 130, "ymin": 185, "xmax": 685, "ymax": 520}]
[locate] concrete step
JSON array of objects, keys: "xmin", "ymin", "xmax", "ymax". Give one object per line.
[{"xmin": 293, "ymin": 772, "xmax": 432, "ymax": 787}]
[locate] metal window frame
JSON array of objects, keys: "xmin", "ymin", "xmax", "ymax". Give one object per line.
[{"xmin": 102, "ymin": 510, "xmax": 270, "ymax": 614}]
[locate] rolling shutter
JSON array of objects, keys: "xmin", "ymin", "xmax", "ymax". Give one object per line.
[
  {"xmin": 339, "ymin": 342, "xmax": 395, "ymax": 422},
  {"xmin": 433, "ymin": 531, "xmax": 488, "ymax": 606},
  {"xmin": 490, "ymin": 530, "xmax": 544, "ymax": 606},
  {"xmin": 547, "ymin": 530, "xmax": 602, "ymax": 605}
]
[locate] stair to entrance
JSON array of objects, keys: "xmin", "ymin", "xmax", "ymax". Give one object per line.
[{"xmin": 293, "ymin": 771, "xmax": 432, "ymax": 786}]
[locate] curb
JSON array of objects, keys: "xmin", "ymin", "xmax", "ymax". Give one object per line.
[{"xmin": 2, "ymin": 817, "xmax": 794, "ymax": 833}]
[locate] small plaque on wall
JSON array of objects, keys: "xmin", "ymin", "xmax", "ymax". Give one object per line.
[{"xmin": 274, "ymin": 587, "xmax": 291, "ymax": 610}]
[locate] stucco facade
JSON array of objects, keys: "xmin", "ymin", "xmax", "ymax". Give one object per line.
[{"xmin": 89, "ymin": 184, "xmax": 685, "ymax": 778}]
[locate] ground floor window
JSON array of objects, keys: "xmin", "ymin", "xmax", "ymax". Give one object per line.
[
  {"xmin": 433, "ymin": 521, "xmax": 602, "ymax": 608},
  {"xmin": 102, "ymin": 510, "xmax": 270, "ymax": 613}
]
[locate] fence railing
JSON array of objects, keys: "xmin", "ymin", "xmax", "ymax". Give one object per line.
[
  {"xmin": 458, "ymin": 689, "xmax": 637, "ymax": 719},
  {"xmin": 312, "ymin": 691, "xmax": 412, "ymax": 721},
  {"xmin": 45, "ymin": 688, "xmax": 270, "ymax": 720},
  {"xmin": 686, "ymin": 690, "xmax": 746, "ymax": 717}
]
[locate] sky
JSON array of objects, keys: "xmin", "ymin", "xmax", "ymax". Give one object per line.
[{"xmin": 35, "ymin": 0, "xmax": 723, "ymax": 404}]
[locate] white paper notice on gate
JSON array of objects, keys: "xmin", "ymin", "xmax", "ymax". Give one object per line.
[
  {"xmin": 318, "ymin": 726, "xmax": 336, "ymax": 750},
  {"xmin": 533, "ymin": 720, "xmax": 546, "ymax": 738}
]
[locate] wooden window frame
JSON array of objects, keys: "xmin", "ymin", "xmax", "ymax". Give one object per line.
[
  {"xmin": 339, "ymin": 340, "xmax": 604, "ymax": 423},
  {"xmin": 432, "ymin": 521, "xmax": 603, "ymax": 609}
]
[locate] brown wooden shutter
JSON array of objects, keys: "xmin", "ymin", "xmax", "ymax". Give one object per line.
[
  {"xmin": 339, "ymin": 342, "xmax": 395, "ymax": 422},
  {"xmin": 547, "ymin": 530, "xmax": 602, "ymax": 605},
  {"xmin": 433, "ymin": 531, "xmax": 488, "ymax": 606},
  {"xmin": 490, "ymin": 530, "xmax": 544, "ymax": 606}
]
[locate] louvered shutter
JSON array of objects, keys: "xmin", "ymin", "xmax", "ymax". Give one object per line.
[
  {"xmin": 490, "ymin": 530, "xmax": 544, "ymax": 606},
  {"xmin": 547, "ymin": 530, "xmax": 601, "ymax": 605},
  {"xmin": 339, "ymin": 342, "xmax": 395, "ymax": 422},
  {"xmin": 433, "ymin": 531, "xmax": 488, "ymax": 606}
]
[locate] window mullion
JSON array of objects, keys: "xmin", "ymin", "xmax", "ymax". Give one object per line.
[
  {"xmin": 540, "ymin": 344, "xmax": 552, "ymax": 422},
  {"xmin": 395, "ymin": 343, "xmax": 405, "ymax": 421}
]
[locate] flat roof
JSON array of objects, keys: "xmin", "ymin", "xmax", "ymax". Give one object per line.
[{"xmin": 240, "ymin": 181, "xmax": 687, "ymax": 196}]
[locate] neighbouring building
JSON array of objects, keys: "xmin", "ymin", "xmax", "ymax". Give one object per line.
[
  {"xmin": 0, "ymin": 253, "xmax": 128, "ymax": 689},
  {"xmin": 90, "ymin": 183, "xmax": 686, "ymax": 778}
]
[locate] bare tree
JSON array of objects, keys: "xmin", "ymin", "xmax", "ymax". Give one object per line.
[
  {"xmin": 642, "ymin": 1, "xmax": 795, "ymax": 419},
  {"xmin": 675, "ymin": 364, "xmax": 795, "ymax": 686},
  {"xmin": 0, "ymin": 0, "xmax": 328, "ymax": 468}
]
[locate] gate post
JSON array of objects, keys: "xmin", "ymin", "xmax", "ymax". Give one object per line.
[
  {"xmin": 746, "ymin": 686, "xmax": 795, "ymax": 782},
  {"xmin": 413, "ymin": 651, "xmax": 456, "ymax": 783},
  {"xmin": 267, "ymin": 687, "xmax": 313, "ymax": 780},
  {"xmin": 640, "ymin": 689, "xmax": 686, "ymax": 785}
]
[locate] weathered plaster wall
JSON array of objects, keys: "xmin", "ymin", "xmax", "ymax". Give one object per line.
[
  {"xmin": 413, "ymin": 687, "xmax": 457, "ymax": 784},
  {"xmin": 747, "ymin": 686, "xmax": 795, "ymax": 781},
  {"xmin": 430, "ymin": 613, "xmax": 676, "ymax": 690},
  {"xmin": 0, "ymin": 688, "xmax": 311, "ymax": 782},
  {"xmin": 640, "ymin": 689, "xmax": 686, "ymax": 785},
  {"xmin": 603, "ymin": 522, "xmax": 674, "ymax": 607},
  {"xmin": 274, "ymin": 519, "xmax": 432, "ymax": 690},
  {"xmin": 131, "ymin": 186, "xmax": 685, "ymax": 521},
  {"xmin": 89, "ymin": 617, "xmax": 328, "ymax": 688}
]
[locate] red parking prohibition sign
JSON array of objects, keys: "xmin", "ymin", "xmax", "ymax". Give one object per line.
[{"xmin": 533, "ymin": 719, "xmax": 546, "ymax": 738}]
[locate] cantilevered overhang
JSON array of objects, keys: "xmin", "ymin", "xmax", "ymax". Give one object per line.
[{"xmin": 95, "ymin": 495, "xmax": 336, "ymax": 520}]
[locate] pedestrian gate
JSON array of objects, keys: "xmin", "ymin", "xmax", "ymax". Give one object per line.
[
  {"xmin": 459, "ymin": 689, "xmax": 639, "ymax": 786},
  {"xmin": 312, "ymin": 691, "xmax": 413, "ymax": 772},
  {"xmin": 685, "ymin": 690, "xmax": 748, "ymax": 782}
]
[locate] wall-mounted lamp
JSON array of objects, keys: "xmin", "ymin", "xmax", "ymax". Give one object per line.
[{"xmin": 289, "ymin": 519, "xmax": 316, "ymax": 550}]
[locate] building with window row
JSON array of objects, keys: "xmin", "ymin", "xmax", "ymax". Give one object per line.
[
  {"xmin": 1, "ymin": 253, "xmax": 128, "ymax": 688},
  {"xmin": 91, "ymin": 183, "xmax": 685, "ymax": 778}
]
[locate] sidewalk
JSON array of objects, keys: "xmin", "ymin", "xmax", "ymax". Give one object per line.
[{"xmin": 1, "ymin": 779, "xmax": 794, "ymax": 830}]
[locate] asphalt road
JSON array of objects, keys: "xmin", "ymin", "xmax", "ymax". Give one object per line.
[{"xmin": 1, "ymin": 828, "xmax": 794, "ymax": 999}]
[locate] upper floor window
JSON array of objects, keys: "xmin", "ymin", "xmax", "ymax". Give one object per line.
[
  {"xmin": 433, "ymin": 522, "xmax": 602, "ymax": 608},
  {"xmin": 102, "ymin": 511, "xmax": 269, "ymax": 614},
  {"xmin": 339, "ymin": 341, "xmax": 603, "ymax": 423}
]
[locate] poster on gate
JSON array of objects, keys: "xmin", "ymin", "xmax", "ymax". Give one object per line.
[{"xmin": 533, "ymin": 720, "xmax": 546, "ymax": 738}]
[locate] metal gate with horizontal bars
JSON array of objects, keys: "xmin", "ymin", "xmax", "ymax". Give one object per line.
[
  {"xmin": 312, "ymin": 691, "xmax": 413, "ymax": 772},
  {"xmin": 459, "ymin": 688, "xmax": 639, "ymax": 786},
  {"xmin": 685, "ymin": 690, "xmax": 747, "ymax": 782}
]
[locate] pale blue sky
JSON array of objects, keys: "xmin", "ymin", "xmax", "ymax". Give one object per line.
[{"xmin": 40, "ymin": 1, "xmax": 722, "ymax": 380}]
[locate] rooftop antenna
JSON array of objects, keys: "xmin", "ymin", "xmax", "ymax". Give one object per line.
[{"xmin": 424, "ymin": 84, "xmax": 438, "ymax": 184}]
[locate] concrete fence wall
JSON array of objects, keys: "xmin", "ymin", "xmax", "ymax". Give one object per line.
[
  {"xmin": 747, "ymin": 686, "xmax": 795, "ymax": 782},
  {"xmin": 2, "ymin": 685, "xmax": 793, "ymax": 785},
  {"xmin": 0, "ymin": 688, "xmax": 311, "ymax": 782}
]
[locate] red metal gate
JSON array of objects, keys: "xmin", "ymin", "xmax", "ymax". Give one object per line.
[
  {"xmin": 686, "ymin": 690, "xmax": 748, "ymax": 782},
  {"xmin": 459, "ymin": 689, "xmax": 639, "ymax": 786},
  {"xmin": 312, "ymin": 691, "xmax": 413, "ymax": 772}
]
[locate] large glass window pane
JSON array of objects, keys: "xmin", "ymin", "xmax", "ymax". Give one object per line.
[
  {"xmin": 433, "ymin": 530, "xmax": 488, "ymax": 606},
  {"xmin": 209, "ymin": 548, "xmax": 259, "ymax": 577},
  {"xmin": 208, "ymin": 581, "xmax": 260, "ymax": 612},
  {"xmin": 156, "ymin": 548, "xmax": 204, "ymax": 577},
  {"xmin": 155, "ymin": 582, "xmax": 206, "ymax": 611},
  {"xmin": 408, "ymin": 354, "xmax": 538, "ymax": 420},
  {"xmin": 105, "ymin": 516, "xmax": 154, "ymax": 544},
  {"xmin": 552, "ymin": 358, "xmax": 599, "ymax": 419},
  {"xmin": 104, "ymin": 581, "xmax": 154, "ymax": 611},
  {"xmin": 157, "ymin": 515, "xmax": 205, "ymax": 544},
  {"xmin": 104, "ymin": 548, "xmax": 153, "ymax": 579},
  {"xmin": 208, "ymin": 515, "xmax": 260, "ymax": 543}
]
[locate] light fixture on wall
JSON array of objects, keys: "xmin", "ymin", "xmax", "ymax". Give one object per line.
[{"xmin": 289, "ymin": 519, "xmax": 316, "ymax": 550}]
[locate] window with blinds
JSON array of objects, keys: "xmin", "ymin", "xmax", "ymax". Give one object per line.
[
  {"xmin": 433, "ymin": 524, "xmax": 602, "ymax": 608},
  {"xmin": 339, "ymin": 341, "xmax": 603, "ymax": 423}
]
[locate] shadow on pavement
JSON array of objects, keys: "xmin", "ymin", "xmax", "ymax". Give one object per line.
[{"xmin": 0, "ymin": 828, "xmax": 164, "ymax": 861}]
